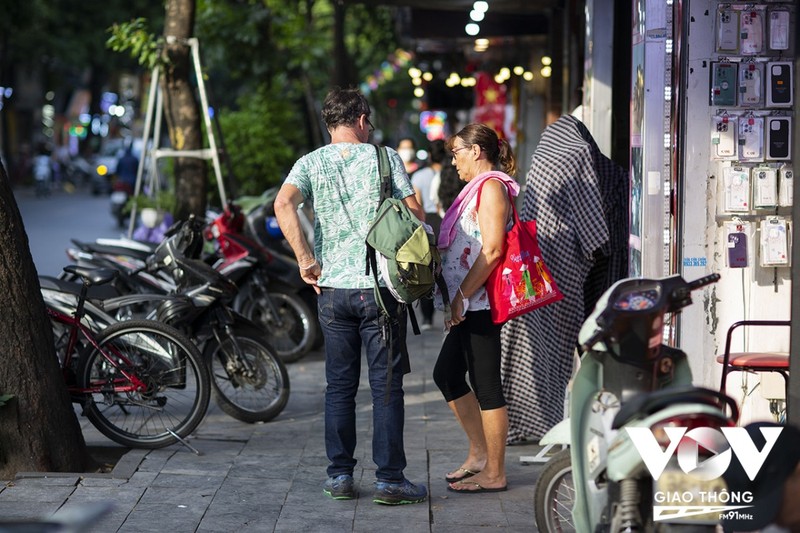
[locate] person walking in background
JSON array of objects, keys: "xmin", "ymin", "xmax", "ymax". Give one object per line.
[
  {"xmin": 432, "ymin": 123, "xmax": 518, "ymax": 494},
  {"xmin": 436, "ymin": 158, "xmax": 466, "ymax": 212},
  {"xmin": 274, "ymin": 87, "xmax": 428, "ymax": 505},
  {"xmin": 500, "ymin": 114, "xmax": 629, "ymax": 445},
  {"xmin": 115, "ymin": 143, "xmax": 140, "ymax": 193},
  {"xmin": 397, "ymin": 137, "xmax": 420, "ymax": 176},
  {"xmin": 411, "ymin": 138, "xmax": 446, "ymax": 330}
]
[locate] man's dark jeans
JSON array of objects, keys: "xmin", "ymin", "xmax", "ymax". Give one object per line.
[{"xmin": 318, "ymin": 287, "xmax": 407, "ymax": 482}]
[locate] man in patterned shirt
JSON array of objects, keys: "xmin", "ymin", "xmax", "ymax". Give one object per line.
[{"xmin": 274, "ymin": 87, "xmax": 427, "ymax": 505}]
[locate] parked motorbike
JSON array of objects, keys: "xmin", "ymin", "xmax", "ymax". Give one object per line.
[
  {"xmin": 43, "ymin": 217, "xmax": 291, "ymax": 424},
  {"xmin": 534, "ymin": 273, "xmax": 739, "ymax": 532},
  {"xmin": 64, "ymin": 215, "xmax": 318, "ymax": 363},
  {"xmin": 205, "ymin": 201, "xmax": 320, "ymax": 360}
]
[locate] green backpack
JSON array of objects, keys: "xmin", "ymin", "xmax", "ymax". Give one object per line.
[{"xmin": 366, "ymin": 145, "xmax": 450, "ymax": 334}]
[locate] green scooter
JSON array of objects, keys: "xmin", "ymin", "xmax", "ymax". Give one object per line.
[{"xmin": 534, "ymin": 274, "xmax": 740, "ymax": 532}]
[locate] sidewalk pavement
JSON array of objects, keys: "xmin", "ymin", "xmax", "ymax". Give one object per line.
[{"xmin": 0, "ymin": 316, "xmax": 549, "ymax": 532}]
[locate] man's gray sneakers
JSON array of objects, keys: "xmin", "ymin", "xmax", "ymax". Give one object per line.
[
  {"xmin": 372, "ymin": 479, "xmax": 427, "ymax": 505},
  {"xmin": 324, "ymin": 474, "xmax": 356, "ymax": 500}
]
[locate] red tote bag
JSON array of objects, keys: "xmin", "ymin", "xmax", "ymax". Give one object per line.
[{"xmin": 485, "ymin": 203, "xmax": 563, "ymax": 324}]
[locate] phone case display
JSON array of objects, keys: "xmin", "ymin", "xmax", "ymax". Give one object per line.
[
  {"xmin": 725, "ymin": 220, "xmax": 752, "ymax": 268},
  {"xmin": 738, "ymin": 61, "xmax": 763, "ymax": 107},
  {"xmin": 759, "ymin": 217, "xmax": 790, "ymax": 267},
  {"xmin": 753, "ymin": 166, "xmax": 777, "ymax": 208},
  {"xmin": 739, "ymin": 115, "xmax": 764, "ymax": 162},
  {"xmin": 778, "ymin": 165, "xmax": 793, "ymax": 207},
  {"xmin": 716, "ymin": 8, "xmax": 740, "ymax": 53},
  {"xmin": 768, "ymin": 8, "xmax": 791, "ymax": 53},
  {"xmin": 708, "ymin": 4, "xmax": 794, "ymax": 276},
  {"xmin": 766, "ymin": 62, "xmax": 793, "ymax": 108},
  {"xmin": 740, "ymin": 8, "xmax": 766, "ymax": 56},
  {"xmin": 712, "ymin": 115, "xmax": 739, "ymax": 160},
  {"xmin": 723, "ymin": 166, "xmax": 751, "ymax": 212},
  {"xmin": 766, "ymin": 116, "xmax": 792, "ymax": 161},
  {"xmin": 711, "ymin": 62, "xmax": 738, "ymax": 106}
]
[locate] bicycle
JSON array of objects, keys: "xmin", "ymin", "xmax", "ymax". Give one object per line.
[{"xmin": 46, "ymin": 264, "xmax": 211, "ymax": 449}]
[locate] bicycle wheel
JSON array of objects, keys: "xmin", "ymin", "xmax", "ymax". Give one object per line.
[
  {"xmin": 237, "ymin": 284, "xmax": 318, "ymax": 363},
  {"xmin": 76, "ymin": 319, "xmax": 210, "ymax": 448},
  {"xmin": 534, "ymin": 449, "xmax": 576, "ymax": 533},
  {"xmin": 204, "ymin": 324, "xmax": 290, "ymax": 423}
]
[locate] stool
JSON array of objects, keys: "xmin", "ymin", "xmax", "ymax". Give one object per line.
[{"xmin": 716, "ymin": 320, "xmax": 791, "ymax": 401}]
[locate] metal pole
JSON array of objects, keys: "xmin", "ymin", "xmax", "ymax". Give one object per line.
[
  {"xmin": 788, "ymin": 10, "xmax": 800, "ymax": 425},
  {"xmin": 189, "ymin": 38, "xmax": 226, "ymax": 206},
  {"xmin": 128, "ymin": 66, "xmax": 160, "ymax": 239}
]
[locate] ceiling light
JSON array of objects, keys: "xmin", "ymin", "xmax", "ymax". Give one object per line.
[
  {"xmin": 414, "ymin": 87, "xmax": 425, "ymax": 98},
  {"xmin": 412, "ymin": 78, "xmax": 422, "ymax": 86},
  {"xmin": 408, "ymin": 67, "xmax": 422, "ymax": 78},
  {"xmin": 540, "ymin": 66, "xmax": 552, "ymax": 78},
  {"xmin": 473, "ymin": 1, "xmax": 488, "ymax": 12},
  {"xmin": 541, "ymin": 56, "xmax": 552, "ymax": 66},
  {"xmin": 523, "ymin": 71, "xmax": 534, "ymax": 81},
  {"xmin": 470, "ymin": 10, "xmax": 485, "ymax": 22},
  {"xmin": 422, "ymin": 72, "xmax": 433, "ymax": 81},
  {"xmin": 513, "ymin": 66, "xmax": 524, "ymax": 75},
  {"xmin": 465, "ymin": 23, "xmax": 480, "ymax": 36}
]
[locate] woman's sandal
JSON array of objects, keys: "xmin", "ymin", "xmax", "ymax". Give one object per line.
[{"xmin": 444, "ymin": 467, "xmax": 481, "ymax": 483}]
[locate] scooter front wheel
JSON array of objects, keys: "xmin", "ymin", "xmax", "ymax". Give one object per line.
[
  {"xmin": 236, "ymin": 285, "xmax": 318, "ymax": 363},
  {"xmin": 534, "ymin": 448, "xmax": 575, "ymax": 533},
  {"xmin": 204, "ymin": 323, "xmax": 290, "ymax": 423}
]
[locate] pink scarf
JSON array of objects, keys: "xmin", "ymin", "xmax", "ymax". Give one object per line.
[{"xmin": 438, "ymin": 171, "xmax": 520, "ymax": 249}]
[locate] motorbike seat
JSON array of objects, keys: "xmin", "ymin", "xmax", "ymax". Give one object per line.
[
  {"xmin": 611, "ymin": 386, "xmax": 737, "ymax": 429},
  {"xmin": 71, "ymin": 239, "xmax": 154, "ymax": 262}
]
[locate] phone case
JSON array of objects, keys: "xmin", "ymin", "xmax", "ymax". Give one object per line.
[
  {"xmin": 769, "ymin": 9, "xmax": 790, "ymax": 51},
  {"xmin": 767, "ymin": 62, "xmax": 793, "ymax": 107},
  {"xmin": 760, "ymin": 217, "xmax": 789, "ymax": 267},
  {"xmin": 723, "ymin": 166, "xmax": 750, "ymax": 212},
  {"xmin": 717, "ymin": 9, "xmax": 740, "ymax": 53},
  {"xmin": 753, "ymin": 167, "xmax": 777, "ymax": 208},
  {"xmin": 738, "ymin": 62, "xmax": 762, "ymax": 107},
  {"xmin": 713, "ymin": 116, "xmax": 738, "ymax": 160},
  {"xmin": 741, "ymin": 10, "xmax": 765, "ymax": 56},
  {"xmin": 767, "ymin": 117, "xmax": 792, "ymax": 161},
  {"xmin": 779, "ymin": 166, "xmax": 794, "ymax": 207},
  {"xmin": 727, "ymin": 232, "xmax": 749, "ymax": 268},
  {"xmin": 711, "ymin": 62, "xmax": 738, "ymax": 106},
  {"xmin": 739, "ymin": 117, "xmax": 764, "ymax": 162}
]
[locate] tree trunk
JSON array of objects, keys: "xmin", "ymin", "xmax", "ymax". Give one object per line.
[
  {"xmin": 0, "ymin": 162, "xmax": 91, "ymax": 480},
  {"xmin": 162, "ymin": 0, "xmax": 207, "ymax": 221}
]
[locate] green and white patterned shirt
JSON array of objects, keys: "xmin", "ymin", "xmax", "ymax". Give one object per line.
[{"xmin": 285, "ymin": 143, "xmax": 415, "ymax": 289}]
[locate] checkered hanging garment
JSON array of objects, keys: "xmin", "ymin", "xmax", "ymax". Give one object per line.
[{"xmin": 500, "ymin": 115, "xmax": 629, "ymax": 444}]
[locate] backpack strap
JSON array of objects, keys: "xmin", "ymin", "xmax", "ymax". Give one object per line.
[
  {"xmin": 366, "ymin": 144, "xmax": 400, "ymax": 405},
  {"xmin": 366, "ymin": 145, "xmax": 392, "ymax": 318}
]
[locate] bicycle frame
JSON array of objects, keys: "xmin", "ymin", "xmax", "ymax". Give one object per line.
[{"xmin": 46, "ymin": 304, "xmax": 149, "ymax": 396}]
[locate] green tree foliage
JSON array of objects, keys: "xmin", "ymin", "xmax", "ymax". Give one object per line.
[
  {"xmin": 195, "ymin": 0, "xmax": 401, "ymax": 192},
  {"xmin": 101, "ymin": 0, "xmax": 403, "ymax": 195},
  {"xmin": 216, "ymin": 85, "xmax": 305, "ymax": 195},
  {"xmin": 107, "ymin": 17, "xmax": 165, "ymax": 70}
]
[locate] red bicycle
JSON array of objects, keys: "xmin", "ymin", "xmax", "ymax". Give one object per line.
[{"xmin": 46, "ymin": 265, "xmax": 210, "ymax": 449}]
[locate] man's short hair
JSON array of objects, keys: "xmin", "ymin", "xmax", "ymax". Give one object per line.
[{"xmin": 322, "ymin": 87, "xmax": 371, "ymax": 130}]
